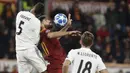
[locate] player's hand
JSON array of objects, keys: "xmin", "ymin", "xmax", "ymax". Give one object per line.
[
  {"xmin": 66, "ymin": 14, "xmax": 72, "ymax": 26},
  {"xmin": 68, "ymin": 31, "xmax": 81, "ymax": 36}
]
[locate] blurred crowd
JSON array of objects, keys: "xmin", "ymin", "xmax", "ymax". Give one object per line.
[
  {"xmin": 0, "ymin": 2, "xmax": 16, "ymax": 60},
  {"xmin": 0, "ymin": 0, "xmax": 130, "ymax": 66},
  {"xmin": 50, "ymin": 0, "xmax": 130, "ymax": 64}
]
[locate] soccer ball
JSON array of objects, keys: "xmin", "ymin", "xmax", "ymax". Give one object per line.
[{"xmin": 54, "ymin": 13, "xmax": 68, "ymax": 27}]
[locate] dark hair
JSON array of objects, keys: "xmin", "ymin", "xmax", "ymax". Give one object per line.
[
  {"xmin": 81, "ymin": 31, "xmax": 94, "ymax": 47},
  {"xmin": 34, "ymin": 2, "xmax": 44, "ymax": 17},
  {"xmin": 38, "ymin": 15, "xmax": 46, "ymax": 22}
]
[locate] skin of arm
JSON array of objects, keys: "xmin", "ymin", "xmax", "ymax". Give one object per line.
[
  {"xmin": 47, "ymin": 14, "xmax": 80, "ymax": 38},
  {"xmin": 99, "ymin": 69, "xmax": 109, "ymax": 73},
  {"xmin": 47, "ymin": 31, "xmax": 69, "ymax": 38},
  {"xmin": 59, "ymin": 24, "xmax": 71, "ymax": 32},
  {"xmin": 62, "ymin": 60, "xmax": 71, "ymax": 73},
  {"xmin": 60, "ymin": 14, "xmax": 72, "ymax": 32},
  {"xmin": 47, "ymin": 31, "xmax": 80, "ymax": 38}
]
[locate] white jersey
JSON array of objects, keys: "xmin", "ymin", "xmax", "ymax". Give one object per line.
[
  {"xmin": 66, "ymin": 47, "xmax": 106, "ymax": 73},
  {"xmin": 15, "ymin": 11, "xmax": 40, "ymax": 50}
]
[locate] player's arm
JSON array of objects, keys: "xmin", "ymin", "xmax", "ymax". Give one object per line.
[
  {"xmin": 99, "ymin": 69, "xmax": 109, "ymax": 73},
  {"xmin": 62, "ymin": 49, "xmax": 76, "ymax": 73},
  {"xmin": 62, "ymin": 60, "xmax": 71, "ymax": 73},
  {"xmin": 47, "ymin": 31, "xmax": 81, "ymax": 38},
  {"xmin": 60, "ymin": 14, "xmax": 72, "ymax": 32},
  {"xmin": 48, "ymin": 14, "xmax": 73, "ymax": 39},
  {"xmin": 97, "ymin": 56, "xmax": 109, "ymax": 73}
]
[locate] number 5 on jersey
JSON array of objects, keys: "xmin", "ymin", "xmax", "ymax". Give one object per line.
[
  {"xmin": 16, "ymin": 21, "xmax": 24, "ymax": 35},
  {"xmin": 77, "ymin": 60, "xmax": 92, "ymax": 73}
]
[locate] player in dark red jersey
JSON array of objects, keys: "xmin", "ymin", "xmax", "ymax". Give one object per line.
[{"xmin": 38, "ymin": 14, "xmax": 80, "ymax": 73}]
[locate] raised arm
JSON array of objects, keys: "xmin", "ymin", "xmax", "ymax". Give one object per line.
[
  {"xmin": 47, "ymin": 31, "xmax": 80, "ymax": 38},
  {"xmin": 40, "ymin": 14, "xmax": 80, "ymax": 39},
  {"xmin": 47, "ymin": 14, "xmax": 81, "ymax": 38},
  {"xmin": 60, "ymin": 14, "xmax": 72, "ymax": 32}
]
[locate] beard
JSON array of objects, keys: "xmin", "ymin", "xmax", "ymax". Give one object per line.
[{"xmin": 45, "ymin": 25, "xmax": 53, "ymax": 29}]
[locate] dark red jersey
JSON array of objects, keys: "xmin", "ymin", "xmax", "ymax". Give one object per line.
[{"xmin": 40, "ymin": 28, "xmax": 66, "ymax": 69}]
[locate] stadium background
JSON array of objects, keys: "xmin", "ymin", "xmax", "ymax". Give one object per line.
[{"xmin": 0, "ymin": 0, "xmax": 130, "ymax": 73}]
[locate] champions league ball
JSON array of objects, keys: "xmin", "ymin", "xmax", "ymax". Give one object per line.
[{"xmin": 54, "ymin": 13, "xmax": 68, "ymax": 27}]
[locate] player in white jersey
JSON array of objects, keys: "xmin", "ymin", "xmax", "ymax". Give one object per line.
[
  {"xmin": 15, "ymin": 2, "xmax": 47, "ymax": 73},
  {"xmin": 62, "ymin": 31, "xmax": 108, "ymax": 73}
]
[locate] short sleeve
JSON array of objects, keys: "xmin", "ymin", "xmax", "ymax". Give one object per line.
[
  {"xmin": 97, "ymin": 56, "xmax": 106, "ymax": 71},
  {"xmin": 40, "ymin": 29, "xmax": 50, "ymax": 39},
  {"xmin": 66, "ymin": 49, "xmax": 76, "ymax": 63}
]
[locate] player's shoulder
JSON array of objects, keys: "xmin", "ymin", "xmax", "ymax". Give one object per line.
[
  {"xmin": 17, "ymin": 11, "xmax": 35, "ymax": 18},
  {"xmin": 90, "ymin": 50, "xmax": 101, "ymax": 58},
  {"xmin": 69, "ymin": 48, "xmax": 90, "ymax": 53},
  {"xmin": 91, "ymin": 51, "xmax": 102, "ymax": 60},
  {"xmin": 33, "ymin": 17, "xmax": 40, "ymax": 22},
  {"xmin": 18, "ymin": 11, "xmax": 30, "ymax": 14},
  {"xmin": 16, "ymin": 11, "xmax": 31, "ymax": 19},
  {"xmin": 91, "ymin": 50, "xmax": 98, "ymax": 55},
  {"xmin": 17, "ymin": 11, "xmax": 28, "ymax": 15},
  {"xmin": 16, "ymin": 11, "xmax": 23, "ymax": 17},
  {"xmin": 81, "ymin": 48, "xmax": 101, "ymax": 59},
  {"xmin": 69, "ymin": 49, "xmax": 80, "ymax": 54}
]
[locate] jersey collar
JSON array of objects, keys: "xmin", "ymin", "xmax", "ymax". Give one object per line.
[{"xmin": 81, "ymin": 47, "xmax": 91, "ymax": 51}]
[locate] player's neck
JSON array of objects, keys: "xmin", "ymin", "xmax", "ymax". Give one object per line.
[
  {"xmin": 30, "ymin": 10, "xmax": 35, "ymax": 16},
  {"xmin": 31, "ymin": 12, "xmax": 35, "ymax": 16},
  {"xmin": 81, "ymin": 45, "xmax": 90, "ymax": 49}
]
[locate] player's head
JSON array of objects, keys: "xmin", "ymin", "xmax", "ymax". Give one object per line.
[
  {"xmin": 80, "ymin": 31, "xmax": 94, "ymax": 47},
  {"xmin": 30, "ymin": 2, "xmax": 44, "ymax": 18},
  {"xmin": 39, "ymin": 15, "xmax": 52, "ymax": 29}
]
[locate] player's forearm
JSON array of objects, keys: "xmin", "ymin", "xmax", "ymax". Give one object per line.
[
  {"xmin": 60, "ymin": 24, "xmax": 70, "ymax": 32},
  {"xmin": 62, "ymin": 65, "xmax": 69, "ymax": 73},
  {"xmin": 47, "ymin": 31, "xmax": 69, "ymax": 38},
  {"xmin": 99, "ymin": 69, "xmax": 109, "ymax": 73},
  {"xmin": 62, "ymin": 60, "xmax": 71, "ymax": 73}
]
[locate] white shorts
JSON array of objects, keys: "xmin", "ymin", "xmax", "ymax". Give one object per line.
[{"xmin": 16, "ymin": 46, "xmax": 47, "ymax": 73}]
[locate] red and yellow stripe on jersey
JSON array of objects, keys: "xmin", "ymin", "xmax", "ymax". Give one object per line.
[
  {"xmin": 40, "ymin": 26, "xmax": 46, "ymax": 33},
  {"xmin": 40, "ymin": 26, "xmax": 49, "ymax": 56},
  {"xmin": 41, "ymin": 42, "xmax": 49, "ymax": 56}
]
